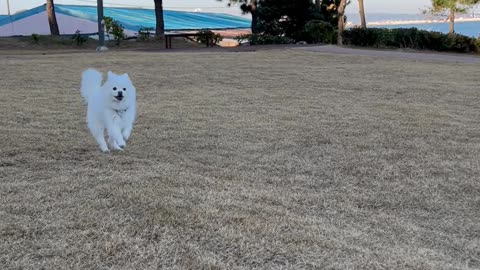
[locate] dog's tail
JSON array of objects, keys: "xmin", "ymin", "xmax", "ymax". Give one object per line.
[{"xmin": 80, "ymin": 68, "xmax": 103, "ymax": 104}]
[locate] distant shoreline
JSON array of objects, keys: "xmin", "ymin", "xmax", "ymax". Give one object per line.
[{"xmin": 347, "ymin": 17, "xmax": 480, "ymax": 27}]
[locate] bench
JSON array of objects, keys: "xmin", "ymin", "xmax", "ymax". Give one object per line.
[{"xmin": 164, "ymin": 32, "xmax": 214, "ymax": 49}]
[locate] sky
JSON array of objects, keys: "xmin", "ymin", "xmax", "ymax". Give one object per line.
[{"xmin": 0, "ymin": 0, "xmax": 451, "ymax": 16}]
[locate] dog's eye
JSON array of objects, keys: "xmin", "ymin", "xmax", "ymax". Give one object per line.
[
  {"xmin": 123, "ymin": 88, "xmax": 126, "ymax": 91},
  {"xmin": 113, "ymin": 87, "xmax": 117, "ymax": 91}
]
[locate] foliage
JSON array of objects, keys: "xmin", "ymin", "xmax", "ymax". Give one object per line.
[
  {"xmin": 221, "ymin": 0, "xmax": 349, "ymax": 39},
  {"xmin": 235, "ymin": 34, "xmax": 251, "ymax": 44},
  {"xmin": 429, "ymin": 0, "xmax": 480, "ymax": 14},
  {"xmin": 445, "ymin": 33, "xmax": 480, "ymax": 52},
  {"xmin": 194, "ymin": 30, "xmax": 223, "ymax": 45},
  {"xmin": 234, "ymin": 33, "xmax": 294, "ymax": 45},
  {"xmin": 28, "ymin": 34, "xmax": 89, "ymax": 47},
  {"xmin": 219, "ymin": 0, "xmax": 255, "ymax": 14},
  {"xmin": 31, "ymin": 34, "xmax": 40, "ymax": 44},
  {"xmin": 304, "ymin": 20, "xmax": 336, "ymax": 44},
  {"xmin": 475, "ymin": 38, "xmax": 480, "ymax": 53},
  {"xmin": 426, "ymin": 0, "xmax": 480, "ymax": 33},
  {"xmin": 343, "ymin": 27, "xmax": 480, "ymax": 53},
  {"xmin": 137, "ymin": 27, "xmax": 155, "ymax": 41},
  {"xmin": 256, "ymin": 0, "xmax": 321, "ymax": 39},
  {"xmin": 218, "ymin": 0, "xmax": 258, "ymax": 33},
  {"xmin": 253, "ymin": 0, "xmax": 350, "ymax": 41},
  {"xmin": 71, "ymin": 30, "xmax": 87, "ymax": 46},
  {"xmin": 316, "ymin": 0, "xmax": 351, "ymax": 26},
  {"xmin": 104, "ymin": 16, "xmax": 125, "ymax": 45}
]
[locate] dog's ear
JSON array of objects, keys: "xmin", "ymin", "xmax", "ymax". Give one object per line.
[
  {"xmin": 122, "ymin": 73, "xmax": 130, "ymax": 80},
  {"xmin": 107, "ymin": 71, "xmax": 114, "ymax": 79}
]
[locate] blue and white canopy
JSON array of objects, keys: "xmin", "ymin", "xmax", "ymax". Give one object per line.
[{"xmin": 0, "ymin": 4, "xmax": 251, "ymax": 37}]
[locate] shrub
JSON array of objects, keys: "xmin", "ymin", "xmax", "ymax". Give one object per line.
[
  {"xmin": 304, "ymin": 20, "xmax": 335, "ymax": 44},
  {"xmin": 342, "ymin": 27, "xmax": 480, "ymax": 53},
  {"xmin": 71, "ymin": 30, "xmax": 87, "ymax": 46},
  {"xmin": 137, "ymin": 27, "xmax": 154, "ymax": 41},
  {"xmin": 343, "ymin": 27, "xmax": 393, "ymax": 47},
  {"xmin": 31, "ymin": 34, "xmax": 40, "ymax": 44},
  {"xmin": 104, "ymin": 16, "xmax": 125, "ymax": 45},
  {"xmin": 235, "ymin": 34, "xmax": 251, "ymax": 44},
  {"xmin": 194, "ymin": 30, "xmax": 223, "ymax": 46},
  {"xmin": 475, "ymin": 39, "xmax": 480, "ymax": 53},
  {"xmin": 415, "ymin": 30, "xmax": 448, "ymax": 51},
  {"xmin": 235, "ymin": 34, "xmax": 294, "ymax": 45},
  {"xmin": 446, "ymin": 34, "xmax": 478, "ymax": 53}
]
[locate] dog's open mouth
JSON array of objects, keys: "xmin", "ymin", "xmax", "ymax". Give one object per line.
[{"xmin": 115, "ymin": 95, "xmax": 124, "ymax": 101}]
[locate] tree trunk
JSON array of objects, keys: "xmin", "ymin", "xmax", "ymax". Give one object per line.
[
  {"xmin": 46, "ymin": 0, "xmax": 60, "ymax": 36},
  {"xmin": 154, "ymin": 0, "xmax": 165, "ymax": 36},
  {"xmin": 251, "ymin": 10, "xmax": 258, "ymax": 34},
  {"xmin": 337, "ymin": 0, "xmax": 347, "ymax": 45},
  {"xmin": 448, "ymin": 8, "xmax": 455, "ymax": 34},
  {"xmin": 358, "ymin": 0, "xmax": 366, "ymax": 29},
  {"xmin": 250, "ymin": 0, "xmax": 258, "ymax": 34}
]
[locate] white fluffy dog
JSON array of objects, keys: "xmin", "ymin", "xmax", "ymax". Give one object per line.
[{"xmin": 80, "ymin": 68, "xmax": 136, "ymax": 153}]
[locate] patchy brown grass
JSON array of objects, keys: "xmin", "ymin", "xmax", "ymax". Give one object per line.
[{"xmin": 0, "ymin": 49, "xmax": 479, "ymax": 269}]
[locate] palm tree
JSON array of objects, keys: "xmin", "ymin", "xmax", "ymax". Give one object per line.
[
  {"xmin": 358, "ymin": 0, "xmax": 366, "ymax": 28},
  {"xmin": 46, "ymin": 0, "xmax": 60, "ymax": 35},
  {"xmin": 154, "ymin": 0, "xmax": 165, "ymax": 36},
  {"xmin": 337, "ymin": 0, "xmax": 347, "ymax": 45}
]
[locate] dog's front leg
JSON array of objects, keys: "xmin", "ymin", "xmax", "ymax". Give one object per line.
[
  {"xmin": 94, "ymin": 134, "xmax": 110, "ymax": 153},
  {"xmin": 121, "ymin": 109, "xmax": 135, "ymax": 141},
  {"xmin": 107, "ymin": 126, "xmax": 126, "ymax": 150},
  {"xmin": 105, "ymin": 120, "xmax": 126, "ymax": 150},
  {"xmin": 88, "ymin": 120, "xmax": 109, "ymax": 153},
  {"xmin": 122, "ymin": 124, "xmax": 132, "ymax": 141}
]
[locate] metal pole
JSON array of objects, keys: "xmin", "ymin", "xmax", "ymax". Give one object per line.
[
  {"xmin": 96, "ymin": 0, "xmax": 108, "ymax": 51},
  {"xmin": 6, "ymin": 0, "xmax": 11, "ymax": 15}
]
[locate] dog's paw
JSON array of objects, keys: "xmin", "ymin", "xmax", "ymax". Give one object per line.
[
  {"xmin": 117, "ymin": 138, "xmax": 126, "ymax": 148},
  {"xmin": 122, "ymin": 130, "xmax": 131, "ymax": 141},
  {"xmin": 111, "ymin": 145, "xmax": 124, "ymax": 151},
  {"xmin": 112, "ymin": 142, "xmax": 125, "ymax": 151},
  {"xmin": 99, "ymin": 145, "xmax": 110, "ymax": 153}
]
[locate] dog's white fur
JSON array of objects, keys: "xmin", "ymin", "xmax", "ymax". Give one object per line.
[{"xmin": 80, "ymin": 68, "xmax": 136, "ymax": 153}]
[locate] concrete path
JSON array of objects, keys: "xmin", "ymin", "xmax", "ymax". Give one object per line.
[{"xmin": 293, "ymin": 45, "xmax": 480, "ymax": 64}]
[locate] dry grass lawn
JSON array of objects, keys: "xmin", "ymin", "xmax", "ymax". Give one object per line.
[{"xmin": 0, "ymin": 48, "xmax": 480, "ymax": 269}]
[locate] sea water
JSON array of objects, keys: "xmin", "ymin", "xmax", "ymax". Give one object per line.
[{"xmin": 373, "ymin": 21, "xmax": 480, "ymax": 38}]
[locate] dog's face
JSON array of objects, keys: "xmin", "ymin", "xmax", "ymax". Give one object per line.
[{"xmin": 104, "ymin": 71, "xmax": 135, "ymax": 103}]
